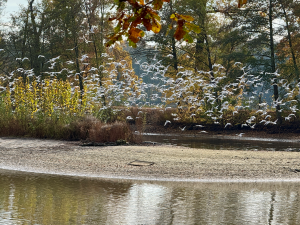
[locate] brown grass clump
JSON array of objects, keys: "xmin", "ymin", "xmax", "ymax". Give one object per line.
[
  {"xmin": 0, "ymin": 118, "xmax": 25, "ymax": 136},
  {"xmin": 62, "ymin": 116, "xmax": 95, "ymax": 140},
  {"xmin": 88, "ymin": 120, "xmax": 138, "ymax": 143},
  {"xmin": 0, "ymin": 113, "xmax": 140, "ymax": 143}
]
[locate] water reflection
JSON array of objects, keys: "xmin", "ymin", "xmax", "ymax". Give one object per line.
[
  {"xmin": 1, "ymin": 169, "xmax": 300, "ymax": 224},
  {"xmin": 143, "ymin": 134, "xmax": 300, "ymax": 152}
]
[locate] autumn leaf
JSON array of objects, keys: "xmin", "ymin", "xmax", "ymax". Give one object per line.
[
  {"xmin": 170, "ymin": 13, "xmax": 200, "ymax": 41},
  {"xmin": 123, "ymin": 19, "xmax": 130, "ymax": 30},
  {"xmin": 128, "ymin": 39, "xmax": 137, "ymax": 48},
  {"xmin": 238, "ymin": 0, "xmax": 247, "ymax": 8},
  {"xmin": 106, "ymin": 0, "xmax": 197, "ymax": 47},
  {"xmin": 170, "ymin": 14, "xmax": 177, "ymax": 21},
  {"xmin": 152, "ymin": 21, "xmax": 161, "ymax": 33},
  {"xmin": 132, "ymin": 15, "xmax": 143, "ymax": 27},
  {"xmin": 174, "ymin": 20, "xmax": 185, "ymax": 41},
  {"xmin": 105, "ymin": 33, "xmax": 123, "ymax": 47},
  {"xmin": 184, "ymin": 33, "xmax": 193, "ymax": 43},
  {"xmin": 185, "ymin": 22, "xmax": 201, "ymax": 34},
  {"xmin": 143, "ymin": 18, "xmax": 152, "ymax": 31},
  {"xmin": 114, "ymin": 23, "xmax": 122, "ymax": 33},
  {"xmin": 151, "ymin": 15, "xmax": 161, "ymax": 33},
  {"xmin": 128, "ymin": 27, "xmax": 144, "ymax": 44},
  {"xmin": 178, "ymin": 14, "xmax": 194, "ymax": 22},
  {"xmin": 152, "ymin": 0, "xmax": 170, "ymax": 10},
  {"xmin": 147, "ymin": 9, "xmax": 160, "ymax": 21}
]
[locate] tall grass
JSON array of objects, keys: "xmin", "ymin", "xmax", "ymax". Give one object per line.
[{"xmin": 0, "ymin": 77, "xmax": 138, "ymax": 142}]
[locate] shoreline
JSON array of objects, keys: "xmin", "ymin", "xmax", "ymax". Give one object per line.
[
  {"xmin": 1, "ymin": 137, "xmax": 300, "ymax": 182},
  {"xmin": 3, "ymin": 166, "xmax": 300, "ymax": 183},
  {"xmin": 143, "ymin": 132, "xmax": 300, "ymax": 143}
]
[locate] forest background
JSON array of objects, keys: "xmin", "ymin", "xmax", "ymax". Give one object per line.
[{"xmin": 0, "ymin": 0, "xmax": 299, "ymax": 142}]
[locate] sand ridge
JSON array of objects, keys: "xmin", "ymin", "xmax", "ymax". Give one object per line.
[{"xmin": 1, "ymin": 137, "xmax": 300, "ymax": 182}]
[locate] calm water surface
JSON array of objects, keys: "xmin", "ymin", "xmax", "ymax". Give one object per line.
[
  {"xmin": 1, "ymin": 169, "xmax": 300, "ymax": 225},
  {"xmin": 143, "ymin": 133, "xmax": 300, "ymax": 152}
]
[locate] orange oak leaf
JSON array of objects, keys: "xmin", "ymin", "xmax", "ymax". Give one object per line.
[
  {"xmin": 128, "ymin": 27, "xmax": 144, "ymax": 43},
  {"xmin": 174, "ymin": 19, "xmax": 185, "ymax": 41}
]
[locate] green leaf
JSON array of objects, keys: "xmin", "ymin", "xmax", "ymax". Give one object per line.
[
  {"xmin": 145, "ymin": 13, "xmax": 152, "ymax": 20},
  {"xmin": 151, "ymin": 12, "xmax": 161, "ymax": 22},
  {"xmin": 183, "ymin": 33, "xmax": 194, "ymax": 43},
  {"xmin": 183, "ymin": 33, "xmax": 193, "ymax": 43},
  {"xmin": 128, "ymin": 39, "xmax": 137, "ymax": 48},
  {"xmin": 105, "ymin": 40, "xmax": 113, "ymax": 47},
  {"xmin": 128, "ymin": 16, "xmax": 137, "ymax": 22},
  {"xmin": 185, "ymin": 23, "xmax": 201, "ymax": 34},
  {"xmin": 117, "ymin": 35, "xmax": 123, "ymax": 41},
  {"xmin": 114, "ymin": 23, "xmax": 122, "ymax": 33}
]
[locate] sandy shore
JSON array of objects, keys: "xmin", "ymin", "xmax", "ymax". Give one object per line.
[{"xmin": 1, "ymin": 137, "xmax": 300, "ymax": 182}]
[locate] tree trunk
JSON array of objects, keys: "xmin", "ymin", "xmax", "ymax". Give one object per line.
[
  {"xmin": 204, "ymin": 33, "xmax": 214, "ymax": 81},
  {"xmin": 194, "ymin": 0, "xmax": 207, "ymax": 72},
  {"xmin": 99, "ymin": 0, "xmax": 106, "ymax": 106},
  {"xmin": 20, "ymin": 14, "xmax": 29, "ymax": 81},
  {"xmin": 280, "ymin": 0, "xmax": 299, "ymax": 81},
  {"xmin": 74, "ymin": 43, "xmax": 84, "ymax": 94},
  {"xmin": 169, "ymin": 0, "xmax": 178, "ymax": 72},
  {"xmin": 195, "ymin": 33, "xmax": 205, "ymax": 71},
  {"xmin": 69, "ymin": 8, "xmax": 84, "ymax": 96},
  {"xmin": 171, "ymin": 36, "xmax": 178, "ymax": 72},
  {"xmin": 29, "ymin": 0, "xmax": 41, "ymax": 77},
  {"xmin": 269, "ymin": 0, "xmax": 282, "ymax": 125}
]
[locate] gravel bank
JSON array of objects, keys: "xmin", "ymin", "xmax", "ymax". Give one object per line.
[{"xmin": 1, "ymin": 137, "xmax": 300, "ymax": 182}]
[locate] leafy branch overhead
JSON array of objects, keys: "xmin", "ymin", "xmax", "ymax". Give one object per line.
[
  {"xmin": 106, "ymin": 0, "xmax": 202, "ymax": 47},
  {"xmin": 106, "ymin": 0, "xmax": 248, "ymax": 47}
]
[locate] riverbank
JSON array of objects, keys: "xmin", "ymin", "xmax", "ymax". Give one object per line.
[{"xmin": 1, "ymin": 137, "xmax": 300, "ymax": 182}]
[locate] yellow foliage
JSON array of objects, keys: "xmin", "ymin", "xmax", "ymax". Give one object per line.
[{"xmin": 6, "ymin": 77, "xmax": 94, "ymax": 119}]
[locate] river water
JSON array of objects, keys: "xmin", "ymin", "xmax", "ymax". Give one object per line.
[
  {"xmin": 143, "ymin": 133, "xmax": 300, "ymax": 152},
  {"xmin": 1, "ymin": 169, "xmax": 300, "ymax": 225},
  {"xmin": 1, "ymin": 135, "xmax": 300, "ymax": 224}
]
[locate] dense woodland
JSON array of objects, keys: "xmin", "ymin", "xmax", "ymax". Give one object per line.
[{"xmin": 0, "ymin": 0, "xmax": 300, "ymax": 141}]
